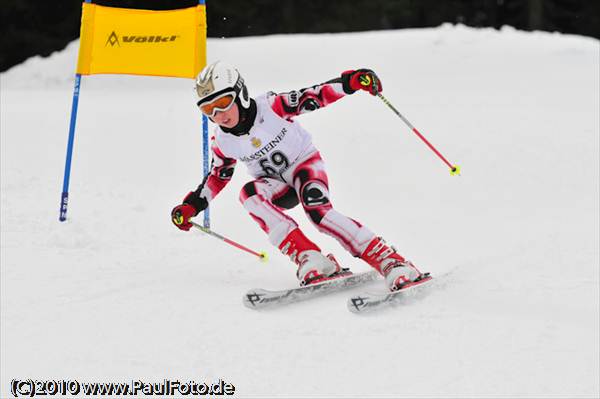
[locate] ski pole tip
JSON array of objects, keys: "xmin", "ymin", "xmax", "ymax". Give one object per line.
[
  {"xmin": 259, "ymin": 251, "xmax": 269, "ymax": 263},
  {"xmin": 450, "ymin": 165, "xmax": 461, "ymax": 176}
]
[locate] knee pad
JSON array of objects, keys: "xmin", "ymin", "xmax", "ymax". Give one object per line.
[
  {"xmin": 301, "ymin": 180, "xmax": 330, "ymax": 207},
  {"xmin": 272, "ymin": 188, "xmax": 299, "ymax": 210},
  {"xmin": 239, "ymin": 181, "xmax": 258, "ymax": 204},
  {"xmin": 300, "ymin": 180, "xmax": 331, "ymax": 224}
]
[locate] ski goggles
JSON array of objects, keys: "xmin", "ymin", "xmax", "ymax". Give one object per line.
[{"xmin": 197, "ymin": 92, "xmax": 236, "ymax": 117}]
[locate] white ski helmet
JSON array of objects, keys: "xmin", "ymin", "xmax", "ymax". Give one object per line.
[{"xmin": 195, "ymin": 61, "xmax": 251, "ymax": 112}]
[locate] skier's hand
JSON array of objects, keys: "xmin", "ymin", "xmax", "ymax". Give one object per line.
[
  {"xmin": 342, "ymin": 69, "xmax": 382, "ymax": 95},
  {"xmin": 171, "ymin": 192, "xmax": 207, "ymax": 231},
  {"xmin": 171, "ymin": 203, "xmax": 197, "ymax": 231}
]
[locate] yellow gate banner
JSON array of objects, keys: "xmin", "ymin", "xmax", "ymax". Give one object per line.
[{"xmin": 76, "ymin": 3, "xmax": 206, "ymax": 78}]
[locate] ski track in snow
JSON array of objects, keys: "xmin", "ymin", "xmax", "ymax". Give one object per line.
[{"xmin": 1, "ymin": 25, "xmax": 599, "ymax": 398}]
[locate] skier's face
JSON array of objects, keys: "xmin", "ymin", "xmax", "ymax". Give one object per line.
[{"xmin": 211, "ymin": 103, "xmax": 240, "ymax": 129}]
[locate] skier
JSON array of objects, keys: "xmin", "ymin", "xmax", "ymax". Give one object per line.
[{"xmin": 171, "ymin": 61, "xmax": 426, "ymax": 291}]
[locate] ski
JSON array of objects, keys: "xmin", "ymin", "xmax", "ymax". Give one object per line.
[
  {"xmin": 347, "ymin": 274, "xmax": 434, "ymax": 313},
  {"xmin": 244, "ymin": 270, "xmax": 380, "ymax": 309}
]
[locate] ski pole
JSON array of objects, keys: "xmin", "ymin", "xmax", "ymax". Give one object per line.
[
  {"xmin": 190, "ymin": 220, "xmax": 268, "ymax": 262},
  {"xmin": 359, "ymin": 76, "xmax": 461, "ymax": 175}
]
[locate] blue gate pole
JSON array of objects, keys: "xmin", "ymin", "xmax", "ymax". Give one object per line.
[
  {"xmin": 202, "ymin": 115, "xmax": 210, "ymax": 228},
  {"xmin": 59, "ymin": 0, "xmax": 91, "ymax": 222},
  {"xmin": 59, "ymin": 73, "xmax": 83, "ymax": 221},
  {"xmin": 199, "ymin": 0, "xmax": 210, "ymax": 228}
]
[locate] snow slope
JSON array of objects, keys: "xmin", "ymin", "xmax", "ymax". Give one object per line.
[{"xmin": 1, "ymin": 25, "xmax": 599, "ymax": 398}]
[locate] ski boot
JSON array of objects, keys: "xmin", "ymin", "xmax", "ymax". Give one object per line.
[
  {"xmin": 279, "ymin": 228, "xmax": 349, "ymax": 286},
  {"xmin": 360, "ymin": 237, "xmax": 427, "ymax": 291}
]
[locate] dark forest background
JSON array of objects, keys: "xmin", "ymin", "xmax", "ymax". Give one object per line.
[{"xmin": 1, "ymin": 0, "xmax": 599, "ymax": 72}]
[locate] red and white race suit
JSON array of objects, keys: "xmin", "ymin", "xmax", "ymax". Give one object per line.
[{"xmin": 194, "ymin": 76, "xmax": 376, "ymax": 256}]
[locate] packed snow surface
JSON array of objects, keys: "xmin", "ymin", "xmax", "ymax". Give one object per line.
[{"xmin": 2, "ymin": 25, "xmax": 599, "ymax": 398}]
